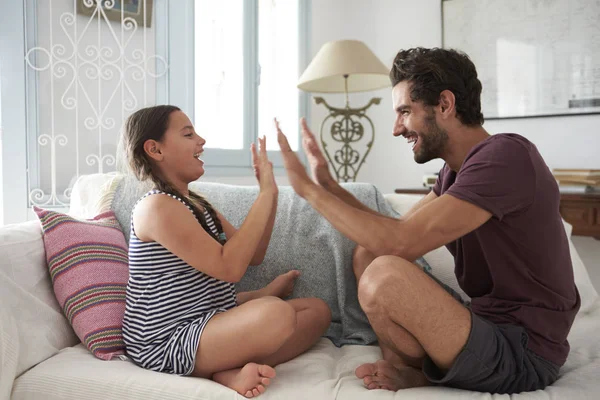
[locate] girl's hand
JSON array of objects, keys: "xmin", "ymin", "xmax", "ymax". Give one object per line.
[{"xmin": 251, "ymin": 134, "xmax": 277, "ymax": 195}]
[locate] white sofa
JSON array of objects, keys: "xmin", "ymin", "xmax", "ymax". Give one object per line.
[{"xmin": 2, "ymin": 174, "xmax": 600, "ymax": 400}]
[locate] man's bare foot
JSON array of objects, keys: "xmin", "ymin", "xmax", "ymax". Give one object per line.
[
  {"xmin": 262, "ymin": 270, "xmax": 300, "ymax": 299},
  {"xmin": 212, "ymin": 362, "xmax": 276, "ymax": 398},
  {"xmin": 355, "ymin": 360, "xmax": 430, "ymax": 391}
]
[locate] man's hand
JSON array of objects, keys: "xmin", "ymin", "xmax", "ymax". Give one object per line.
[
  {"xmin": 300, "ymin": 118, "xmax": 336, "ymax": 188},
  {"xmin": 276, "ymin": 119, "xmax": 316, "ymax": 198}
]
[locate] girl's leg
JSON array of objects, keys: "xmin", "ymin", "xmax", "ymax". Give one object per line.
[
  {"xmin": 256, "ymin": 297, "xmax": 331, "ymax": 366},
  {"xmin": 191, "ymin": 296, "xmax": 296, "ymax": 397},
  {"xmin": 191, "ymin": 295, "xmax": 329, "ymax": 398}
]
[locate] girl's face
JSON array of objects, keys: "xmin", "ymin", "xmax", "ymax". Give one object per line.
[{"xmin": 151, "ymin": 110, "xmax": 206, "ymax": 184}]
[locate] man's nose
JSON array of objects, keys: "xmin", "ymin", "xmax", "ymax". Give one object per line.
[{"xmin": 393, "ymin": 121, "xmax": 406, "ymax": 137}]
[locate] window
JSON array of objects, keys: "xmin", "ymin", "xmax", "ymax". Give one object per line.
[
  {"xmin": 194, "ymin": 1, "xmax": 244, "ymax": 151},
  {"xmin": 0, "ymin": 60, "xmax": 3, "ymax": 226},
  {"xmin": 0, "ymin": 84, "xmax": 3, "ymax": 226},
  {"xmin": 175, "ymin": 0, "xmax": 309, "ymax": 170}
]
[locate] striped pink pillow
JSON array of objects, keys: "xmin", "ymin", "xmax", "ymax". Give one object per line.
[{"xmin": 34, "ymin": 207, "xmax": 128, "ymax": 360}]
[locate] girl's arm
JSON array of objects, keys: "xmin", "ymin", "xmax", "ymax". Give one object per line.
[
  {"xmin": 222, "ymin": 128, "xmax": 279, "ymax": 266},
  {"xmin": 250, "ymin": 192, "xmax": 277, "ymax": 265},
  {"xmin": 216, "ymin": 190, "xmax": 277, "ymax": 267},
  {"xmin": 134, "ymin": 190, "xmax": 275, "ymax": 283}
]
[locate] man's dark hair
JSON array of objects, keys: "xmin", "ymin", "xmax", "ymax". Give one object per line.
[{"xmin": 390, "ymin": 47, "xmax": 484, "ymax": 126}]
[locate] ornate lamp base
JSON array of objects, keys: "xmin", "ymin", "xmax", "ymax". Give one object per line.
[{"xmin": 314, "ymin": 96, "xmax": 380, "ymax": 182}]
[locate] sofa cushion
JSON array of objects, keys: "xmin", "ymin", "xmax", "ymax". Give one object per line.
[
  {"xmin": 33, "ymin": 207, "xmax": 129, "ymax": 360},
  {"xmin": 12, "ymin": 303, "xmax": 600, "ymax": 400},
  {"xmin": 0, "ymin": 220, "xmax": 79, "ymax": 390}
]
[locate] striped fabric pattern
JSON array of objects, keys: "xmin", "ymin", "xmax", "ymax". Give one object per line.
[
  {"xmin": 122, "ymin": 190, "xmax": 237, "ymax": 375},
  {"xmin": 33, "ymin": 207, "xmax": 129, "ymax": 360}
]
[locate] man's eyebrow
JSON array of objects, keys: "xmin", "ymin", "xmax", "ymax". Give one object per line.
[{"xmin": 395, "ymin": 105, "xmax": 410, "ymax": 112}]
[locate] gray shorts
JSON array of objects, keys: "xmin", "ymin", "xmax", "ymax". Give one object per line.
[{"xmin": 422, "ymin": 310, "xmax": 560, "ymax": 394}]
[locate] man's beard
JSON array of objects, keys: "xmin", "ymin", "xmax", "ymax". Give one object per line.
[{"xmin": 414, "ymin": 115, "xmax": 448, "ymax": 164}]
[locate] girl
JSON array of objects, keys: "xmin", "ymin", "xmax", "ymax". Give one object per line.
[{"xmin": 121, "ymin": 105, "xmax": 331, "ymax": 398}]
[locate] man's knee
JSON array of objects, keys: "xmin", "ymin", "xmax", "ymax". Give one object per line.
[{"xmin": 357, "ymin": 255, "xmax": 410, "ymax": 310}]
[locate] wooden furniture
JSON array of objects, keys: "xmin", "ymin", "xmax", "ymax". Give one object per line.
[
  {"xmin": 395, "ymin": 188, "xmax": 600, "ymax": 240},
  {"xmin": 394, "ymin": 188, "xmax": 431, "ymax": 195},
  {"xmin": 559, "ymin": 193, "xmax": 600, "ymax": 240}
]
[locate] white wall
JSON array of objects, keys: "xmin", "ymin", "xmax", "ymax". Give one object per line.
[
  {"xmin": 308, "ymin": 0, "xmax": 444, "ymax": 194},
  {"xmin": 308, "ymin": 0, "xmax": 600, "ymax": 194},
  {"xmin": 484, "ymin": 116, "xmax": 600, "ymax": 170}
]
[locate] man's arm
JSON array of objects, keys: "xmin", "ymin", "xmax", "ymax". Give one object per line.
[
  {"xmin": 278, "ymin": 127, "xmax": 490, "ymax": 260},
  {"xmin": 322, "ymin": 180, "xmax": 389, "ymax": 217},
  {"xmin": 304, "ymin": 186, "xmax": 491, "ymax": 261},
  {"xmin": 325, "ymin": 182, "xmax": 438, "ymax": 218}
]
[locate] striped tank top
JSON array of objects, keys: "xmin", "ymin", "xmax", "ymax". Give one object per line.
[{"xmin": 122, "ymin": 190, "xmax": 237, "ymax": 375}]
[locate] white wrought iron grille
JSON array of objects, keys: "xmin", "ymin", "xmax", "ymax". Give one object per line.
[{"xmin": 24, "ymin": 0, "xmax": 168, "ymax": 207}]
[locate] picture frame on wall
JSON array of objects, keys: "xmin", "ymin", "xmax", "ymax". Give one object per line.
[
  {"xmin": 442, "ymin": 0, "xmax": 600, "ymax": 119},
  {"xmin": 76, "ymin": 0, "xmax": 153, "ymax": 28}
]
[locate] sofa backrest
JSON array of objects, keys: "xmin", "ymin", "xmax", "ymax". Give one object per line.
[{"xmin": 0, "ymin": 220, "xmax": 79, "ymax": 394}]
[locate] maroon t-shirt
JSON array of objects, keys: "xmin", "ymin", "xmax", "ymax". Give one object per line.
[{"xmin": 433, "ymin": 133, "xmax": 580, "ymax": 366}]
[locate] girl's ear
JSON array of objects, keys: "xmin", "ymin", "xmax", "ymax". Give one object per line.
[{"xmin": 143, "ymin": 139, "xmax": 163, "ymax": 161}]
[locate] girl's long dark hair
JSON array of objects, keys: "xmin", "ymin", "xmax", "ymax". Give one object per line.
[{"xmin": 122, "ymin": 105, "xmax": 225, "ymax": 244}]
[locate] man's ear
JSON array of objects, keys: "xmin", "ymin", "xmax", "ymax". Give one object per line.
[
  {"xmin": 438, "ymin": 90, "xmax": 456, "ymax": 119},
  {"xmin": 143, "ymin": 139, "xmax": 163, "ymax": 161}
]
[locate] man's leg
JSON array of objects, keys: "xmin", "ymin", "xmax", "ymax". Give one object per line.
[
  {"xmin": 353, "ymin": 246, "xmax": 425, "ymax": 367},
  {"xmin": 352, "ymin": 247, "xmax": 471, "ymax": 390},
  {"xmin": 353, "ymin": 247, "xmax": 431, "ymax": 390}
]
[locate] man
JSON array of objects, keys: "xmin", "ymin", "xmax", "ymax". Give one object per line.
[{"xmin": 276, "ymin": 47, "xmax": 580, "ymax": 394}]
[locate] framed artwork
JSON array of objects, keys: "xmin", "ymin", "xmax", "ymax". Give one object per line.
[
  {"xmin": 442, "ymin": 0, "xmax": 600, "ymax": 119},
  {"xmin": 77, "ymin": 0, "xmax": 153, "ymax": 28}
]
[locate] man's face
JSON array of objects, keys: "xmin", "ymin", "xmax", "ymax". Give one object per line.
[{"xmin": 392, "ymin": 81, "xmax": 448, "ymax": 164}]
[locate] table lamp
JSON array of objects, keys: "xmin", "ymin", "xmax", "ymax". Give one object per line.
[{"xmin": 297, "ymin": 40, "xmax": 390, "ymax": 182}]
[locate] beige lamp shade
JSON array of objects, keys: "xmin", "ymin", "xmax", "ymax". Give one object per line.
[{"xmin": 297, "ymin": 40, "xmax": 390, "ymax": 93}]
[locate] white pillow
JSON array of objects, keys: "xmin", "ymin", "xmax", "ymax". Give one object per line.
[
  {"xmin": 0, "ymin": 221, "xmax": 79, "ymax": 380},
  {"xmin": 69, "ymin": 172, "xmax": 123, "ymax": 219},
  {"xmin": 0, "ymin": 305, "xmax": 18, "ymax": 400},
  {"xmin": 384, "ymin": 193, "xmax": 598, "ymax": 314}
]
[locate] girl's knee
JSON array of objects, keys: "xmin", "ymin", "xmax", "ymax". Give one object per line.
[{"xmin": 258, "ymin": 296, "xmax": 297, "ymax": 338}]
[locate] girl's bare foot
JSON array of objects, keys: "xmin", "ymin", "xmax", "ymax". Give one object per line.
[
  {"xmin": 263, "ymin": 270, "xmax": 300, "ymax": 299},
  {"xmin": 355, "ymin": 360, "xmax": 430, "ymax": 391},
  {"xmin": 213, "ymin": 362, "xmax": 276, "ymax": 398}
]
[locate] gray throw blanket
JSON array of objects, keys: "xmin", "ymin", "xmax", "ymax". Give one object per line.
[{"xmin": 111, "ymin": 175, "xmax": 431, "ymax": 346}]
